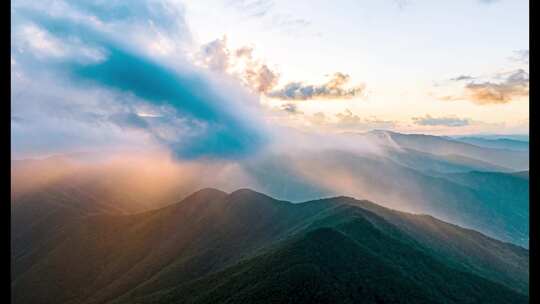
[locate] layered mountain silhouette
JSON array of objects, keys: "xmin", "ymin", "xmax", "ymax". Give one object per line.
[
  {"xmin": 242, "ymin": 150, "xmax": 529, "ymax": 247},
  {"xmin": 361, "ymin": 130, "xmax": 529, "ymax": 171},
  {"xmin": 12, "ymin": 188, "xmax": 528, "ymax": 304},
  {"xmin": 453, "ymin": 136, "xmax": 529, "ymax": 152},
  {"xmin": 11, "ymin": 131, "xmax": 530, "ymax": 250}
]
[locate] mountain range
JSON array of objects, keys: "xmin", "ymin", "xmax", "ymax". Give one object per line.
[
  {"xmin": 452, "ymin": 136, "xmax": 529, "ymax": 152},
  {"xmin": 11, "ymin": 131, "xmax": 529, "ymax": 303},
  {"xmin": 11, "ymin": 188, "xmax": 528, "ymax": 304},
  {"xmin": 11, "ymin": 131, "xmax": 530, "ymax": 248}
]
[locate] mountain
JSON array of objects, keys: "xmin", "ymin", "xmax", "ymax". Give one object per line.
[
  {"xmin": 513, "ymin": 170, "xmax": 529, "ymax": 179},
  {"xmin": 362, "ymin": 130, "xmax": 529, "ymax": 171},
  {"xmin": 384, "ymin": 147, "xmax": 512, "ymax": 173},
  {"xmin": 452, "ymin": 137, "xmax": 529, "ymax": 152},
  {"xmin": 12, "ymin": 138, "xmax": 530, "ymax": 249},
  {"xmin": 435, "ymin": 170, "xmax": 529, "ymax": 246},
  {"xmin": 459, "ymin": 134, "xmax": 529, "ymax": 142},
  {"xmin": 11, "ymin": 154, "xmax": 196, "ymax": 214},
  {"xmin": 11, "ymin": 189, "xmax": 528, "ymax": 304},
  {"xmin": 11, "ymin": 154, "xmax": 209, "ymax": 259},
  {"xmin": 243, "ymin": 150, "xmax": 529, "ymax": 247},
  {"xmin": 132, "ymin": 226, "xmax": 524, "ymax": 304}
]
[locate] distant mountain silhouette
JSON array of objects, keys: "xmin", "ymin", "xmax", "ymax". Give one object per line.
[
  {"xmin": 362, "ymin": 130, "xmax": 528, "ymax": 171},
  {"xmin": 453, "ymin": 136, "xmax": 529, "ymax": 152}
]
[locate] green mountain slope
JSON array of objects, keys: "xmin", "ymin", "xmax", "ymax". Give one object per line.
[
  {"xmin": 11, "ymin": 189, "xmax": 528, "ymax": 304},
  {"xmin": 130, "ymin": 225, "xmax": 526, "ymax": 304},
  {"xmin": 245, "ymin": 150, "xmax": 529, "ymax": 247}
]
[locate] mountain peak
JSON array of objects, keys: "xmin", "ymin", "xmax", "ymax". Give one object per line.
[
  {"xmin": 183, "ymin": 187, "xmax": 228, "ymax": 202},
  {"xmin": 228, "ymin": 188, "xmax": 276, "ymax": 201}
]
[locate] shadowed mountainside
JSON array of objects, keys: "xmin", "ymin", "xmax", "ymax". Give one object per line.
[{"xmin": 11, "ymin": 188, "xmax": 528, "ymax": 304}]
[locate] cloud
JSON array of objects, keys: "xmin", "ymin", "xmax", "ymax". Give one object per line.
[
  {"xmin": 268, "ymin": 73, "xmax": 366, "ymax": 100},
  {"xmin": 11, "ymin": 0, "xmax": 267, "ymax": 159},
  {"xmin": 510, "ymin": 49, "xmax": 529, "ymax": 65},
  {"xmin": 228, "ymin": 0, "xmax": 275, "ymax": 18},
  {"xmin": 281, "ymin": 103, "xmax": 302, "ymax": 115},
  {"xmin": 198, "ymin": 36, "xmax": 230, "ymax": 72},
  {"xmin": 70, "ymin": 0, "xmax": 187, "ymax": 32},
  {"xmin": 74, "ymin": 46, "xmax": 266, "ymax": 157},
  {"xmin": 307, "ymin": 112, "xmax": 329, "ymax": 126},
  {"xmin": 235, "ymin": 46, "xmax": 254, "ymax": 58},
  {"xmin": 392, "ymin": 0, "xmax": 410, "ymax": 10},
  {"xmin": 335, "ymin": 109, "xmax": 363, "ymax": 126},
  {"xmin": 478, "ymin": 0, "xmax": 500, "ymax": 4},
  {"xmin": 270, "ymin": 14, "xmax": 311, "ymax": 30},
  {"xmin": 335, "ymin": 110, "xmax": 396, "ymax": 130},
  {"xmin": 450, "ymin": 75, "xmax": 475, "ymax": 81},
  {"xmin": 412, "ymin": 114, "xmax": 472, "ymax": 127},
  {"xmin": 464, "ymin": 69, "xmax": 529, "ymax": 104},
  {"xmin": 303, "ymin": 110, "xmax": 396, "ymax": 131},
  {"xmin": 196, "ymin": 39, "xmax": 366, "ymax": 100},
  {"xmin": 197, "ymin": 37, "xmax": 280, "ymax": 94},
  {"xmin": 11, "ymin": 116, "xmax": 24, "ymax": 124},
  {"xmin": 14, "ymin": 0, "xmax": 190, "ymax": 59},
  {"xmin": 244, "ymin": 64, "xmax": 279, "ymax": 93},
  {"xmin": 18, "ymin": 24, "xmax": 65, "ymax": 57},
  {"xmin": 109, "ymin": 112, "xmax": 150, "ymax": 130},
  {"xmin": 227, "ymin": 0, "xmax": 311, "ymax": 37},
  {"xmin": 439, "ymin": 69, "xmax": 529, "ymax": 105}
]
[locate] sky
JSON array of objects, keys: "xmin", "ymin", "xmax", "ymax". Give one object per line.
[{"xmin": 10, "ymin": 0, "xmax": 529, "ymax": 159}]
